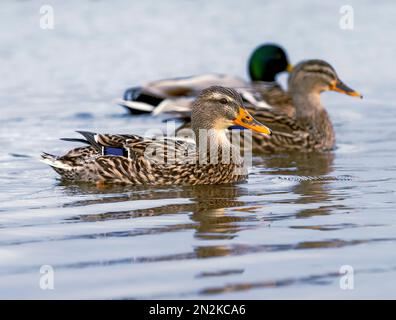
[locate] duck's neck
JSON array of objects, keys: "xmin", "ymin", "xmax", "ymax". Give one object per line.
[
  {"xmin": 192, "ymin": 126, "xmax": 242, "ymax": 164},
  {"xmin": 193, "ymin": 127, "xmax": 231, "ymax": 151},
  {"xmin": 291, "ymin": 90, "xmax": 335, "ymax": 149}
]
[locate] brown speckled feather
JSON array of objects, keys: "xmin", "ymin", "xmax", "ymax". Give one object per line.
[
  {"xmin": 42, "ymin": 86, "xmax": 276, "ymax": 185},
  {"xmin": 175, "ymin": 102, "xmax": 333, "ymax": 153},
  {"xmin": 245, "ymin": 107, "xmax": 326, "ymax": 153},
  {"xmin": 41, "ymin": 132, "xmax": 247, "ymax": 185}
]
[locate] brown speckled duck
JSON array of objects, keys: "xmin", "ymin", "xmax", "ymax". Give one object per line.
[
  {"xmin": 246, "ymin": 59, "xmax": 362, "ymax": 152},
  {"xmin": 41, "ymin": 86, "xmax": 272, "ymax": 186},
  {"xmin": 175, "ymin": 60, "xmax": 363, "ymax": 153}
]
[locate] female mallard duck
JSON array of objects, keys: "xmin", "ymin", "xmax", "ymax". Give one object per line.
[
  {"xmin": 118, "ymin": 43, "xmax": 291, "ymax": 115},
  {"xmin": 247, "ymin": 59, "xmax": 362, "ymax": 152},
  {"xmin": 175, "ymin": 60, "xmax": 362, "ymax": 153},
  {"xmin": 41, "ymin": 86, "xmax": 272, "ymax": 186}
]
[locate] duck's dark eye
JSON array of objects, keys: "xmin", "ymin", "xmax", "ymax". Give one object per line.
[{"xmin": 219, "ymin": 98, "xmax": 228, "ymax": 104}]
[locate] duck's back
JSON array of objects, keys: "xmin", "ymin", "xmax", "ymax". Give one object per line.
[{"xmin": 41, "ymin": 132, "xmax": 248, "ymax": 185}]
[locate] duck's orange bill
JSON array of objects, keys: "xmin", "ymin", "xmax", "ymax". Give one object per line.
[
  {"xmin": 233, "ymin": 107, "xmax": 272, "ymax": 136},
  {"xmin": 330, "ymin": 80, "xmax": 363, "ymax": 98}
]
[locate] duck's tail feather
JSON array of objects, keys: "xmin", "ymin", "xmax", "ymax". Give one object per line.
[
  {"xmin": 76, "ymin": 131, "xmax": 101, "ymax": 151},
  {"xmin": 115, "ymin": 86, "xmax": 165, "ymax": 115},
  {"xmin": 60, "ymin": 138, "xmax": 91, "ymax": 145},
  {"xmin": 40, "ymin": 152, "xmax": 72, "ymax": 170},
  {"xmin": 123, "ymin": 86, "xmax": 141, "ymax": 101},
  {"xmin": 116, "ymin": 99, "xmax": 156, "ymax": 114}
]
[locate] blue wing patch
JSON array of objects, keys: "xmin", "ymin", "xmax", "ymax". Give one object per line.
[{"xmin": 102, "ymin": 147, "xmax": 128, "ymax": 157}]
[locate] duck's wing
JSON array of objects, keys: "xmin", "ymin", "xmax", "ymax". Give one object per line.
[
  {"xmin": 144, "ymin": 74, "xmax": 247, "ymax": 97},
  {"xmin": 71, "ymin": 131, "xmax": 141, "ymax": 150},
  {"xmin": 248, "ymin": 108, "xmax": 302, "ymax": 134},
  {"xmin": 131, "ymin": 84, "xmax": 280, "ymax": 117},
  {"xmin": 118, "ymin": 74, "xmax": 248, "ymax": 115},
  {"xmin": 247, "ymin": 108, "xmax": 314, "ymax": 151},
  {"xmin": 240, "ymin": 82, "xmax": 295, "ymax": 117},
  {"xmin": 44, "ymin": 131, "xmax": 143, "ymax": 161},
  {"xmin": 259, "ymin": 86, "xmax": 295, "ymax": 118},
  {"xmin": 74, "ymin": 131, "xmax": 197, "ymax": 163},
  {"xmin": 152, "ymin": 97, "xmax": 195, "ymax": 116},
  {"xmin": 123, "ymin": 136, "xmax": 197, "ymax": 164},
  {"xmin": 42, "ymin": 130, "xmax": 197, "ymax": 184}
]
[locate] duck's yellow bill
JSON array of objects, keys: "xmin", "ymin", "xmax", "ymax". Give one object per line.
[
  {"xmin": 233, "ymin": 107, "xmax": 272, "ymax": 136},
  {"xmin": 330, "ymin": 80, "xmax": 363, "ymax": 98},
  {"xmin": 286, "ymin": 64, "xmax": 293, "ymax": 73}
]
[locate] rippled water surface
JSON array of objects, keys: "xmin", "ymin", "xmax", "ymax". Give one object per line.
[{"xmin": 1, "ymin": 0, "xmax": 396, "ymax": 299}]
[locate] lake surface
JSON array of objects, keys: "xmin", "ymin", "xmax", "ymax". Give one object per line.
[{"xmin": 0, "ymin": 0, "xmax": 396, "ymax": 299}]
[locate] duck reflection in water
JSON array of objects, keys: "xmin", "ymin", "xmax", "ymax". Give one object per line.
[
  {"xmin": 260, "ymin": 150, "xmax": 349, "ymax": 219},
  {"xmin": 59, "ymin": 149, "xmax": 344, "ymax": 261}
]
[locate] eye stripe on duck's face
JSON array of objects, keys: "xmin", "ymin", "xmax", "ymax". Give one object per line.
[
  {"xmin": 196, "ymin": 86, "xmax": 244, "ymax": 116},
  {"xmin": 208, "ymin": 91, "xmax": 242, "ymax": 105},
  {"xmin": 303, "ymin": 64, "xmax": 336, "ymax": 77},
  {"xmin": 288, "ymin": 60, "xmax": 362, "ymax": 97},
  {"xmin": 199, "ymin": 86, "xmax": 242, "ymax": 101},
  {"xmin": 297, "ymin": 64, "xmax": 338, "ymax": 85}
]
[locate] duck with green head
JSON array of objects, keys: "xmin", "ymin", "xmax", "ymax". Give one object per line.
[
  {"xmin": 248, "ymin": 43, "xmax": 292, "ymax": 82},
  {"xmin": 118, "ymin": 43, "xmax": 291, "ymax": 115}
]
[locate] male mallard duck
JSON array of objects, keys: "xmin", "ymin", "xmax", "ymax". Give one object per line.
[
  {"xmin": 175, "ymin": 60, "xmax": 362, "ymax": 153},
  {"xmin": 118, "ymin": 43, "xmax": 291, "ymax": 115},
  {"xmin": 41, "ymin": 86, "xmax": 272, "ymax": 186}
]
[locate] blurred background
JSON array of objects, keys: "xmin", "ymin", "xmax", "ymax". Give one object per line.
[
  {"xmin": 0, "ymin": 0, "xmax": 396, "ymax": 299},
  {"xmin": 2, "ymin": 0, "xmax": 394, "ymax": 108}
]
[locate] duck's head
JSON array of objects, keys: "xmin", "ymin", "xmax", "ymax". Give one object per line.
[
  {"xmin": 248, "ymin": 43, "xmax": 291, "ymax": 82},
  {"xmin": 288, "ymin": 59, "xmax": 362, "ymax": 98},
  {"xmin": 191, "ymin": 86, "xmax": 272, "ymax": 136}
]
